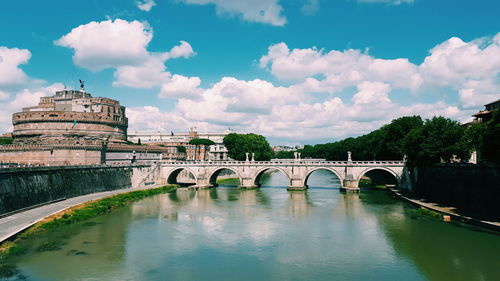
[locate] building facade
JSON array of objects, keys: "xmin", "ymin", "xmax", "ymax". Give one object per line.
[
  {"xmin": 472, "ymin": 99, "xmax": 500, "ymax": 123},
  {"xmin": 128, "ymin": 128, "xmax": 232, "ymax": 161}
]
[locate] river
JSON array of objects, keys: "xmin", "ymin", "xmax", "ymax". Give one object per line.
[{"xmin": 2, "ymin": 170, "xmax": 499, "ymax": 281}]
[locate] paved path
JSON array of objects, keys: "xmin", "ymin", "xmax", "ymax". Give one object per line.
[
  {"xmin": 389, "ymin": 188, "xmax": 500, "ymax": 232},
  {"xmin": 0, "ymin": 184, "xmax": 166, "ymax": 243}
]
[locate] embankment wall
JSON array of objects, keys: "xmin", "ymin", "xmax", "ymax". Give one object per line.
[
  {"xmin": 0, "ymin": 164, "xmax": 157, "ymax": 214},
  {"xmin": 411, "ymin": 164, "xmax": 500, "ymax": 220}
]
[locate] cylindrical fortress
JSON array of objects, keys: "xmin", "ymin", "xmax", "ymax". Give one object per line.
[{"xmin": 12, "ymin": 90, "xmax": 128, "ymax": 145}]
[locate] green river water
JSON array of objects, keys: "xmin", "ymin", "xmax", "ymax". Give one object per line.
[{"xmin": 2, "ymin": 170, "xmax": 499, "ymax": 281}]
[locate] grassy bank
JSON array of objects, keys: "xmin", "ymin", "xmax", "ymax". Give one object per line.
[
  {"xmin": 359, "ymin": 178, "xmax": 387, "ymax": 189},
  {"xmin": 216, "ymin": 177, "xmax": 239, "ymax": 184},
  {"xmin": 0, "ymin": 185, "xmax": 177, "ymax": 259}
]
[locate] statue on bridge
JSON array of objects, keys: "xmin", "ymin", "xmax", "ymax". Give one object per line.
[{"xmin": 348, "ymin": 151, "xmax": 352, "ymax": 162}]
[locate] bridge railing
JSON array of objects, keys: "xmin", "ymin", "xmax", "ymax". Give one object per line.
[{"xmin": 160, "ymin": 160, "xmax": 405, "ymax": 166}]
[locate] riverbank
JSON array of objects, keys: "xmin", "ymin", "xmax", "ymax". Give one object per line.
[
  {"xmin": 388, "ymin": 188, "xmax": 500, "ymax": 233},
  {"xmin": 216, "ymin": 177, "xmax": 239, "ymax": 184},
  {"xmin": 0, "ymin": 185, "xmax": 177, "ymax": 258}
]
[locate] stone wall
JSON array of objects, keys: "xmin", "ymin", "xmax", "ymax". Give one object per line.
[
  {"xmin": 0, "ymin": 164, "xmax": 157, "ymax": 214},
  {"xmin": 0, "ymin": 146, "xmax": 103, "ymax": 166},
  {"xmin": 12, "ymin": 110, "xmax": 127, "ymax": 145},
  {"xmin": 410, "ymin": 164, "xmax": 500, "ymax": 220}
]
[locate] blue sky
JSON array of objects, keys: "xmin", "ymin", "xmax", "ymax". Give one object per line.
[{"xmin": 0, "ymin": 0, "xmax": 499, "ymax": 145}]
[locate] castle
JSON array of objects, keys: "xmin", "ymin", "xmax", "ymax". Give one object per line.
[
  {"xmin": 12, "ymin": 89, "xmax": 127, "ymax": 145},
  {"xmin": 1, "ymin": 88, "xmax": 162, "ymax": 166}
]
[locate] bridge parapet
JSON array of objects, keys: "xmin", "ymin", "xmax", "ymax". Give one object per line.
[{"xmin": 162, "ymin": 160, "xmax": 404, "ymax": 166}]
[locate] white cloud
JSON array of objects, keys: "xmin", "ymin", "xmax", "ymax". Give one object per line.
[
  {"xmin": 419, "ymin": 33, "xmax": 500, "ymax": 108},
  {"xmin": 458, "ymin": 79, "xmax": 500, "ymax": 109},
  {"xmin": 259, "ymin": 42, "xmax": 421, "ymax": 91},
  {"xmin": 0, "ymin": 46, "xmax": 31, "ymax": 88},
  {"xmin": 113, "ymin": 54, "xmax": 170, "ymax": 88},
  {"xmin": 420, "ymin": 35, "xmax": 500, "ymax": 86},
  {"xmin": 178, "ymin": 0, "xmax": 287, "ymax": 26},
  {"xmin": 8, "ymin": 83, "xmax": 64, "ymax": 111},
  {"xmin": 56, "ymin": 19, "xmax": 196, "ymax": 89},
  {"xmin": 260, "ymin": 33, "xmax": 500, "ymax": 113},
  {"xmin": 164, "ymin": 40, "xmax": 196, "ymax": 60},
  {"xmin": 159, "ymin": 74, "xmax": 202, "ymax": 99},
  {"xmin": 174, "ymin": 77, "xmax": 302, "ymax": 126},
  {"xmin": 136, "ymin": 0, "xmax": 156, "ymax": 12},
  {"xmin": 0, "ymin": 83, "xmax": 64, "ymax": 133},
  {"xmin": 55, "ymin": 19, "xmax": 152, "ymax": 71}
]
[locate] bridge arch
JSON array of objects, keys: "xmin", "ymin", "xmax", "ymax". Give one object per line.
[
  {"xmin": 253, "ymin": 166, "xmax": 291, "ymax": 187},
  {"xmin": 303, "ymin": 167, "xmax": 343, "ymax": 188},
  {"xmin": 166, "ymin": 167, "xmax": 198, "ymax": 186},
  {"xmin": 208, "ymin": 167, "xmax": 242, "ymax": 187},
  {"xmin": 356, "ymin": 167, "xmax": 400, "ymax": 187}
]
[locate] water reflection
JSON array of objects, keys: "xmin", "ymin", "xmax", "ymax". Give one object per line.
[{"xmin": 287, "ymin": 191, "xmax": 312, "ymax": 218}]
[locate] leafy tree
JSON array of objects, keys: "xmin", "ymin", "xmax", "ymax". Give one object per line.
[
  {"xmin": 176, "ymin": 145, "xmax": 186, "ymax": 153},
  {"xmin": 288, "ymin": 116, "xmax": 422, "ymax": 161},
  {"xmin": 402, "ymin": 117, "xmax": 468, "ymax": 166},
  {"xmin": 223, "ymin": 133, "xmax": 274, "ymax": 161},
  {"xmin": 481, "ymin": 111, "xmax": 500, "ymax": 163},
  {"xmin": 189, "ymin": 138, "xmax": 215, "ymax": 160},
  {"xmin": 0, "ymin": 137, "xmax": 13, "ymax": 145},
  {"xmin": 274, "ymin": 150, "xmax": 295, "ymax": 159}
]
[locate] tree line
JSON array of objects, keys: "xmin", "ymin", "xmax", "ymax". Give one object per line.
[{"xmin": 276, "ymin": 113, "xmax": 499, "ymax": 166}]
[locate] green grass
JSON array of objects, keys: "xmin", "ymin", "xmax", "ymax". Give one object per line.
[
  {"xmin": 215, "ymin": 177, "xmax": 239, "ymax": 184},
  {"xmin": 359, "ymin": 178, "xmax": 387, "ymax": 189},
  {"xmin": 408, "ymin": 207, "xmax": 443, "ymax": 219},
  {"xmin": 0, "ymin": 185, "xmax": 176, "ymax": 258}
]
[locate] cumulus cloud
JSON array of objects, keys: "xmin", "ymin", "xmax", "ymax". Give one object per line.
[
  {"xmin": 55, "ymin": 19, "xmax": 152, "ymax": 71},
  {"xmin": 259, "ymin": 42, "xmax": 422, "ymax": 91},
  {"xmin": 56, "ymin": 19, "xmax": 196, "ymax": 89},
  {"xmin": 136, "ymin": 0, "xmax": 156, "ymax": 12},
  {"xmin": 178, "ymin": 0, "xmax": 287, "ymax": 26},
  {"xmin": 0, "ymin": 83, "xmax": 64, "ymax": 133},
  {"xmin": 260, "ymin": 33, "xmax": 500, "ymax": 113},
  {"xmin": 174, "ymin": 77, "xmax": 302, "ymax": 126},
  {"xmin": 0, "ymin": 46, "xmax": 32, "ymax": 88},
  {"xmin": 164, "ymin": 40, "xmax": 196, "ymax": 60},
  {"xmin": 419, "ymin": 33, "xmax": 500, "ymax": 108},
  {"xmin": 159, "ymin": 74, "xmax": 202, "ymax": 99}
]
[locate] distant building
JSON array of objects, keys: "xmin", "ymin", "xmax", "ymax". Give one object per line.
[
  {"xmin": 128, "ymin": 127, "xmax": 232, "ymax": 161},
  {"xmin": 472, "ymin": 99, "xmax": 500, "ymax": 123},
  {"xmin": 272, "ymin": 145, "xmax": 295, "ymax": 152}
]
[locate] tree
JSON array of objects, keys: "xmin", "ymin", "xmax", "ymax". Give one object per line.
[
  {"xmin": 223, "ymin": 133, "xmax": 274, "ymax": 161},
  {"xmin": 402, "ymin": 117, "xmax": 469, "ymax": 166},
  {"xmin": 176, "ymin": 145, "xmax": 186, "ymax": 153},
  {"xmin": 0, "ymin": 137, "xmax": 13, "ymax": 145},
  {"xmin": 274, "ymin": 150, "xmax": 295, "ymax": 159},
  {"xmin": 481, "ymin": 111, "xmax": 500, "ymax": 163},
  {"xmin": 189, "ymin": 138, "xmax": 215, "ymax": 160}
]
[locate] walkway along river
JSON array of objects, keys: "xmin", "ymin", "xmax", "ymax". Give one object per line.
[{"xmin": 1, "ymin": 170, "xmax": 499, "ymax": 281}]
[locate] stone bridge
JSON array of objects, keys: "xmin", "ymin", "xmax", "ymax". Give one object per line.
[{"xmin": 159, "ymin": 159, "xmax": 407, "ymax": 192}]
